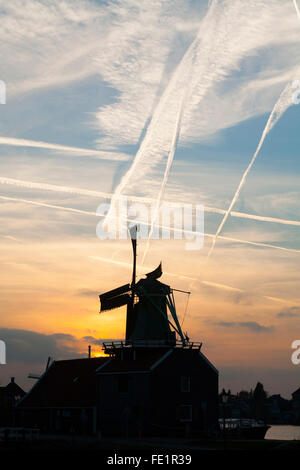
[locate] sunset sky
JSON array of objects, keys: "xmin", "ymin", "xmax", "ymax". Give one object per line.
[{"xmin": 0, "ymin": 0, "xmax": 300, "ymax": 398}]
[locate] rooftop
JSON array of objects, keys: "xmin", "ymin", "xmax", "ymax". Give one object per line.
[{"xmin": 19, "ymin": 357, "xmax": 108, "ymax": 408}]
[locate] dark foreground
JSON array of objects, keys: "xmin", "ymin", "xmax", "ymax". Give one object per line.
[{"xmin": 1, "ymin": 435, "xmax": 300, "ymax": 453}]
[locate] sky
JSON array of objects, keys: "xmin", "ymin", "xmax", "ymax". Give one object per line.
[{"xmin": 0, "ymin": 0, "xmax": 300, "ymax": 398}]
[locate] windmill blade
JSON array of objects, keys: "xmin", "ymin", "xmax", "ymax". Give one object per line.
[
  {"xmin": 99, "ymin": 283, "xmax": 131, "ymax": 312},
  {"xmin": 100, "ymin": 283, "xmax": 131, "ymax": 300},
  {"xmin": 28, "ymin": 373, "xmax": 41, "ymax": 380},
  {"xmin": 100, "ymin": 293, "xmax": 131, "ymax": 312}
]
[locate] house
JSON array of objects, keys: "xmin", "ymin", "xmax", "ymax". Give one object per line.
[
  {"xmin": 265, "ymin": 394, "xmax": 293, "ymax": 424},
  {"xmin": 96, "ymin": 245, "xmax": 218, "ymax": 437},
  {"xmin": 17, "ymin": 344, "xmax": 218, "ymax": 437},
  {"xmin": 0, "ymin": 377, "xmax": 26, "ymax": 425},
  {"xmin": 97, "ymin": 344, "xmax": 218, "ymax": 437},
  {"xmin": 17, "ymin": 357, "xmax": 107, "ymax": 434}
]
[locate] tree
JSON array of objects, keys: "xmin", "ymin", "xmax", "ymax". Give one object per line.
[{"xmin": 253, "ymin": 382, "xmax": 267, "ymax": 420}]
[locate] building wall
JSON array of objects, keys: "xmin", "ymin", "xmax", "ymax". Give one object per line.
[
  {"xmin": 150, "ymin": 350, "xmax": 218, "ymax": 433},
  {"xmin": 97, "ymin": 349, "xmax": 218, "ymax": 436},
  {"xmin": 97, "ymin": 372, "xmax": 151, "ymax": 436}
]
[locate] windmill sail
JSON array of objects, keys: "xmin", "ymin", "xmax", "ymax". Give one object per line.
[
  {"xmin": 100, "ymin": 293, "xmax": 131, "ymax": 312},
  {"xmin": 145, "ymin": 262, "xmax": 162, "ymax": 280},
  {"xmin": 129, "ymin": 225, "xmax": 137, "ymax": 287},
  {"xmin": 99, "ymin": 283, "xmax": 131, "ymax": 312}
]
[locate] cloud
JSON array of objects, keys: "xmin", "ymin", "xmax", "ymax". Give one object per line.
[
  {"xmin": 82, "ymin": 336, "xmax": 122, "ymax": 346},
  {"xmin": 76, "ymin": 289, "xmax": 100, "ymax": 298},
  {"xmin": 103, "ymin": 0, "xmax": 300, "ymax": 228},
  {"xmin": 214, "ymin": 321, "xmax": 274, "ymax": 332},
  {"xmin": 0, "ymin": 328, "xmax": 81, "ymax": 363},
  {"xmin": 1, "ymin": 0, "xmax": 107, "ymax": 96},
  {"xmin": 277, "ymin": 306, "xmax": 300, "ymax": 318},
  {"xmin": 3, "ymin": 1, "xmax": 299, "ymax": 151}
]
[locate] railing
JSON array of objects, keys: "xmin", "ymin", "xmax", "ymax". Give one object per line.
[
  {"xmin": 0, "ymin": 427, "xmax": 40, "ymax": 441},
  {"xmin": 102, "ymin": 340, "xmax": 202, "ymax": 351}
]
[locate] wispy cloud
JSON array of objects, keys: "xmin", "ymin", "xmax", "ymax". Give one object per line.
[
  {"xmin": 0, "ymin": 328, "xmax": 80, "ymax": 363},
  {"xmin": 82, "ymin": 336, "xmax": 122, "ymax": 346},
  {"xmin": 2, "ymin": 0, "xmax": 299, "ymax": 152},
  {"xmin": 214, "ymin": 321, "xmax": 274, "ymax": 332},
  {"xmin": 103, "ymin": 0, "xmax": 300, "ymax": 249},
  {"xmin": 277, "ymin": 306, "xmax": 300, "ymax": 318}
]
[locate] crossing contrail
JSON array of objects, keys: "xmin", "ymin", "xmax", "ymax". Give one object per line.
[
  {"xmin": 293, "ymin": 0, "xmax": 300, "ymax": 20},
  {"xmin": 0, "ymin": 195, "xmax": 97, "ymax": 217},
  {"xmin": 227, "ymin": 210, "xmax": 300, "ymax": 227},
  {"xmin": 205, "ymin": 0, "xmax": 300, "ymax": 258},
  {"xmin": 102, "ymin": 1, "xmax": 218, "ymax": 230},
  {"xmin": 0, "ymin": 137, "xmax": 129, "ymax": 161},
  {"xmin": 0, "ymin": 176, "xmax": 114, "ymax": 200},
  {"xmin": 207, "ymin": 81, "xmax": 294, "ymax": 259},
  {"xmin": 89, "ymin": 255, "xmax": 197, "ymax": 282},
  {"xmin": 89, "ymin": 255, "xmax": 298, "ymax": 306},
  {"xmin": 1, "ymin": 176, "xmax": 300, "ymax": 227},
  {"xmin": 141, "ymin": 58, "xmax": 195, "ymax": 264}
]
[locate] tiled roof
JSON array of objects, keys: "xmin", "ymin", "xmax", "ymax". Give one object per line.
[
  {"xmin": 19, "ymin": 357, "xmax": 108, "ymax": 408},
  {"xmin": 292, "ymin": 387, "xmax": 300, "ymax": 398}
]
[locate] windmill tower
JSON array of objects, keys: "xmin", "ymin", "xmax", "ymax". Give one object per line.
[{"xmin": 99, "ymin": 226, "xmax": 194, "ymax": 354}]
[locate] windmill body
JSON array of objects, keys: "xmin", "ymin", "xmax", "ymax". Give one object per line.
[{"xmin": 99, "ymin": 227, "xmax": 195, "ymax": 352}]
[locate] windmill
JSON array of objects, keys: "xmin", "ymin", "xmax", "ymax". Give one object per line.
[{"xmin": 99, "ymin": 226, "xmax": 188, "ymax": 346}]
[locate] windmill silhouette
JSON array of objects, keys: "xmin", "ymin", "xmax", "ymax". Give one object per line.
[{"xmin": 99, "ymin": 226, "xmax": 188, "ymax": 347}]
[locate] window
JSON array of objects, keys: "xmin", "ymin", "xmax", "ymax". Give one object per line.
[
  {"xmin": 180, "ymin": 376, "xmax": 191, "ymax": 392},
  {"xmin": 177, "ymin": 405, "xmax": 192, "ymax": 422},
  {"xmin": 118, "ymin": 375, "xmax": 129, "ymax": 393}
]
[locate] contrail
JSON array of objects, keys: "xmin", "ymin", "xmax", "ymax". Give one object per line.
[
  {"xmin": 228, "ymin": 210, "xmax": 300, "ymax": 227},
  {"xmin": 207, "ymin": 81, "xmax": 294, "ymax": 259},
  {"xmin": 204, "ymin": 0, "xmax": 300, "ymax": 257},
  {"xmin": 89, "ymin": 256, "xmax": 197, "ymax": 282},
  {"xmin": 141, "ymin": 58, "xmax": 195, "ymax": 264},
  {"xmin": 0, "ymin": 195, "xmax": 97, "ymax": 217},
  {"xmin": 102, "ymin": 2, "xmax": 217, "ymax": 229},
  {"xmin": 90, "ymin": 255, "xmax": 297, "ymax": 306},
  {"xmin": 3, "ymin": 194, "xmax": 300, "ymax": 255},
  {"xmin": 2, "ymin": 175, "xmax": 300, "ymax": 227},
  {"xmin": 0, "ymin": 176, "xmax": 121, "ymax": 201},
  {"xmin": 0, "ymin": 137, "xmax": 128, "ymax": 161},
  {"xmin": 0, "ymin": 176, "xmax": 166, "ymax": 204},
  {"xmin": 2, "ymin": 235, "xmax": 22, "ymax": 243},
  {"xmin": 293, "ymin": 0, "xmax": 300, "ymax": 20}
]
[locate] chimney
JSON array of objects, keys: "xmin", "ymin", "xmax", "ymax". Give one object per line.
[
  {"xmin": 88, "ymin": 345, "xmax": 91, "ymax": 359},
  {"xmin": 11, "ymin": 377, "xmax": 15, "ymax": 384}
]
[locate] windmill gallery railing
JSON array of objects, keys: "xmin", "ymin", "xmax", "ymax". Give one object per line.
[{"xmin": 102, "ymin": 339, "xmax": 202, "ymax": 352}]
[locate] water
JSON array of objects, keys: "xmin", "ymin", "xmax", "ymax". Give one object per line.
[{"xmin": 265, "ymin": 425, "xmax": 300, "ymax": 440}]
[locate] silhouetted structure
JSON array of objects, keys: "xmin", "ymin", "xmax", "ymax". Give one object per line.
[
  {"xmin": 97, "ymin": 227, "xmax": 218, "ymax": 436},
  {"xmin": 0, "ymin": 377, "xmax": 25, "ymax": 425},
  {"xmin": 17, "ymin": 227, "xmax": 219, "ymax": 436},
  {"xmin": 219, "ymin": 386, "xmax": 297, "ymax": 425},
  {"xmin": 97, "ymin": 344, "xmax": 218, "ymax": 437},
  {"xmin": 292, "ymin": 387, "xmax": 300, "ymax": 424},
  {"xmin": 17, "ymin": 358, "xmax": 107, "ymax": 433}
]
